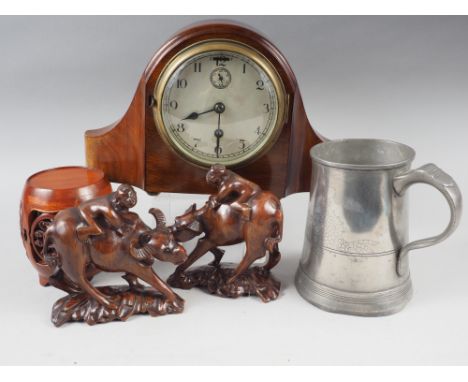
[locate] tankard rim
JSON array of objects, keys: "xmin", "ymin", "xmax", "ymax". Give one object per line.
[{"xmin": 310, "ymin": 138, "xmax": 416, "ymax": 170}]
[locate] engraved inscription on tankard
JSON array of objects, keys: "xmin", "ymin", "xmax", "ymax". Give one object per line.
[{"xmin": 295, "ymin": 139, "xmax": 462, "ymax": 316}]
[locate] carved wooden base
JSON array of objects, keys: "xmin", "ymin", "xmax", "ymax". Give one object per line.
[
  {"xmin": 167, "ymin": 263, "xmax": 281, "ymax": 303},
  {"xmin": 51, "ymin": 286, "xmax": 184, "ymax": 327}
]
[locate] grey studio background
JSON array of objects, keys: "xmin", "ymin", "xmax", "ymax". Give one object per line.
[{"xmin": 0, "ymin": 16, "xmax": 467, "ymax": 365}]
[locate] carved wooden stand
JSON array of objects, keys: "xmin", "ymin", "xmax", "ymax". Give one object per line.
[
  {"xmin": 168, "ymin": 263, "xmax": 281, "ymax": 303},
  {"xmin": 52, "ymin": 286, "xmax": 183, "ymax": 327},
  {"xmin": 20, "ymin": 166, "xmax": 112, "ymax": 286}
]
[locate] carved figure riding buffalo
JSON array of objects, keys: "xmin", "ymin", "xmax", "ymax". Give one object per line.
[{"xmin": 42, "ymin": 184, "xmax": 187, "ymax": 310}]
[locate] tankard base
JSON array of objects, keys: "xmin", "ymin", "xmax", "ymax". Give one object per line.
[{"xmin": 295, "ymin": 267, "xmax": 413, "ymax": 317}]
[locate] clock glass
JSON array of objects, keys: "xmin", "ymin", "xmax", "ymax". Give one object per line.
[{"xmin": 153, "ymin": 41, "xmax": 286, "ymax": 167}]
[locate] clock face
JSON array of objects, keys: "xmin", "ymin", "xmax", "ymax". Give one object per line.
[{"xmin": 153, "ymin": 41, "xmax": 286, "ymax": 167}]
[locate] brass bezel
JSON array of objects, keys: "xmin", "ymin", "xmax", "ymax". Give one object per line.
[{"xmin": 152, "ymin": 39, "xmax": 287, "ymax": 168}]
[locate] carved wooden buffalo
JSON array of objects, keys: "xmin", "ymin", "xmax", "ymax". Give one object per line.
[
  {"xmin": 43, "ymin": 207, "xmax": 187, "ymax": 310},
  {"xmin": 170, "ymin": 190, "xmax": 283, "ymax": 284}
]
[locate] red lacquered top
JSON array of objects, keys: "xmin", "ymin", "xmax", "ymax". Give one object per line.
[
  {"xmin": 22, "ymin": 166, "xmax": 112, "ymax": 211},
  {"xmin": 28, "ymin": 166, "xmax": 106, "ymax": 190}
]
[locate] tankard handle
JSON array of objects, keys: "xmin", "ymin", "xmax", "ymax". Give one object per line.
[{"xmin": 393, "ymin": 163, "xmax": 463, "ymax": 276}]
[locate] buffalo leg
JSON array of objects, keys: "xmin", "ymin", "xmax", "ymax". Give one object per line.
[
  {"xmin": 61, "ymin": 245, "xmax": 118, "ymax": 309},
  {"xmin": 122, "ymin": 273, "xmax": 146, "ymax": 291},
  {"xmin": 263, "ymin": 244, "xmax": 281, "ymax": 271},
  {"xmin": 228, "ymin": 238, "xmax": 266, "ymax": 284},
  {"xmin": 116, "ymin": 260, "xmax": 182, "ymax": 303},
  {"xmin": 85, "ymin": 263, "xmax": 101, "ymax": 281},
  {"xmin": 48, "ymin": 270, "xmax": 81, "ymax": 294},
  {"xmin": 209, "ymin": 247, "xmax": 225, "ymax": 267},
  {"xmin": 175, "ymin": 238, "xmax": 215, "ymax": 273},
  {"xmin": 73, "ymin": 268, "xmax": 118, "ymax": 310}
]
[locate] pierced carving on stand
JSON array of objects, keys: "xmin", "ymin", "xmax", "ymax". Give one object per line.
[
  {"xmin": 30, "ymin": 213, "xmax": 55, "ymax": 265},
  {"xmin": 41, "ymin": 184, "xmax": 187, "ymax": 326},
  {"xmin": 168, "ymin": 165, "xmax": 283, "ymax": 302}
]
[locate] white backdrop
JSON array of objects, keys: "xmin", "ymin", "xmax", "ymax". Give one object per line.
[{"xmin": 0, "ymin": 16, "xmax": 467, "ymax": 365}]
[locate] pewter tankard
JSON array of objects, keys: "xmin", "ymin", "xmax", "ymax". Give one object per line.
[{"xmin": 295, "ymin": 139, "xmax": 462, "ymax": 316}]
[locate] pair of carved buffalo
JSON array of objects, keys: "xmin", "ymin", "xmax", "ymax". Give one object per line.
[{"xmin": 41, "ymin": 165, "xmax": 283, "ymax": 314}]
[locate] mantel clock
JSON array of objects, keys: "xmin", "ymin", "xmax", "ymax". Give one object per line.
[{"xmin": 85, "ymin": 21, "xmax": 323, "ymax": 197}]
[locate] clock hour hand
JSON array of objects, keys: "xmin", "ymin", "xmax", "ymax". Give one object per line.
[
  {"xmin": 182, "ymin": 108, "xmax": 214, "ymax": 120},
  {"xmin": 182, "ymin": 102, "xmax": 226, "ymax": 121}
]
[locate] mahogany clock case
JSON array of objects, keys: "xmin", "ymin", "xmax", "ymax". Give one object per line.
[{"xmin": 85, "ymin": 21, "xmax": 323, "ymax": 197}]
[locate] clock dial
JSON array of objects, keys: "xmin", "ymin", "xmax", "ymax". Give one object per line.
[{"xmin": 153, "ymin": 41, "xmax": 286, "ymax": 167}]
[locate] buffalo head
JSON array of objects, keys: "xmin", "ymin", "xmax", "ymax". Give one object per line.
[
  {"xmin": 171, "ymin": 203, "xmax": 204, "ymax": 242},
  {"xmin": 130, "ymin": 208, "xmax": 187, "ymax": 265}
]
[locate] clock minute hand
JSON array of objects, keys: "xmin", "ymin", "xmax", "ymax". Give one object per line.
[
  {"xmin": 214, "ymin": 102, "xmax": 226, "ymax": 158},
  {"xmin": 215, "ymin": 113, "xmax": 222, "ymax": 158}
]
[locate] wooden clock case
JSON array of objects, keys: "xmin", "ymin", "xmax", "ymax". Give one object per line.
[{"xmin": 85, "ymin": 21, "xmax": 323, "ymax": 197}]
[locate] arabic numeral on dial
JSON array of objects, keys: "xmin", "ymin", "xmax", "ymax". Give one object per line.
[
  {"xmin": 193, "ymin": 138, "xmax": 200, "ymax": 147},
  {"xmin": 256, "ymin": 80, "xmax": 264, "ymax": 90},
  {"xmin": 256, "ymin": 126, "xmax": 261, "ymax": 135},
  {"xmin": 169, "ymin": 100, "xmax": 178, "ymax": 109},
  {"xmin": 194, "ymin": 62, "xmax": 202, "ymax": 72},
  {"xmin": 239, "ymin": 139, "xmax": 246, "ymax": 149},
  {"xmin": 263, "ymin": 103, "xmax": 270, "ymax": 113},
  {"xmin": 176, "ymin": 123, "xmax": 185, "ymax": 132},
  {"xmin": 176, "ymin": 79, "xmax": 187, "ymax": 88},
  {"xmin": 215, "ymin": 146, "xmax": 223, "ymax": 155}
]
